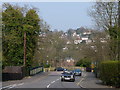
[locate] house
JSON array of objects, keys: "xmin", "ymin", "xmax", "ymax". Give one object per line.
[
  {"xmin": 63, "ymin": 58, "xmax": 75, "ymax": 67},
  {"xmin": 66, "ymin": 41, "xmax": 71, "ymax": 44},
  {"xmin": 83, "ymin": 31, "xmax": 91, "ymax": 35},
  {"xmin": 74, "ymin": 39, "xmax": 82, "ymax": 44}
]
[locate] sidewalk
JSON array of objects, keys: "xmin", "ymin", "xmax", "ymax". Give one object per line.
[
  {"xmin": 80, "ymin": 72, "xmax": 113, "ymax": 88},
  {"xmin": 2, "ymin": 72, "xmax": 49, "ymax": 87}
]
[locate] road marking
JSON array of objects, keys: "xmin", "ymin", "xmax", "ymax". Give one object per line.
[
  {"xmin": 47, "ymin": 84, "xmax": 51, "ymax": 88},
  {"xmin": 46, "ymin": 78, "xmax": 60, "ymax": 88},
  {"xmin": 77, "ymin": 78, "xmax": 84, "ymax": 86},
  {"xmin": 56, "ymin": 79, "xmax": 59, "ymax": 81},
  {"xmin": 8, "ymin": 84, "xmax": 17, "ymax": 89},
  {"xmin": 51, "ymin": 81, "xmax": 55, "ymax": 84},
  {"xmin": 1, "ymin": 83, "xmax": 24, "ymax": 90},
  {"xmin": 1, "ymin": 84, "xmax": 13, "ymax": 90},
  {"xmin": 76, "ymin": 73, "xmax": 86, "ymax": 86}
]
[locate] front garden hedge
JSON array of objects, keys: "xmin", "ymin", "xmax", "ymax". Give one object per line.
[{"xmin": 99, "ymin": 60, "xmax": 120, "ymax": 87}]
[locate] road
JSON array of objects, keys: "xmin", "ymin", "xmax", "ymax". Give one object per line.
[{"xmin": 2, "ymin": 71, "xmax": 111, "ymax": 89}]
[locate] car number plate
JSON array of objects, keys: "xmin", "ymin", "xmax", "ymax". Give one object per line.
[{"xmin": 65, "ymin": 78, "xmax": 70, "ymax": 80}]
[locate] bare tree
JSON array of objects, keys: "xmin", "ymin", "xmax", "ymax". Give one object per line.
[{"xmin": 89, "ymin": 2, "xmax": 118, "ymax": 31}]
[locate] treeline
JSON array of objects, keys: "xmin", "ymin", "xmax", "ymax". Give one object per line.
[{"xmin": 2, "ymin": 3, "xmax": 40, "ymax": 67}]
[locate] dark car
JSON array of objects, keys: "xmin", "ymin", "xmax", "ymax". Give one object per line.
[
  {"xmin": 72, "ymin": 69, "xmax": 82, "ymax": 76},
  {"xmin": 61, "ymin": 71, "xmax": 75, "ymax": 82},
  {"xmin": 86, "ymin": 67, "xmax": 91, "ymax": 72},
  {"xmin": 54, "ymin": 67, "xmax": 64, "ymax": 71}
]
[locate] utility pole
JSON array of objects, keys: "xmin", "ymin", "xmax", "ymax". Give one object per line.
[
  {"xmin": 24, "ymin": 32, "xmax": 26, "ymax": 66},
  {"xmin": 118, "ymin": 1, "xmax": 120, "ymax": 27},
  {"xmin": 118, "ymin": 1, "xmax": 120, "ymax": 60}
]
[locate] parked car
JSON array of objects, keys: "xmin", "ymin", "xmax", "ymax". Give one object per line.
[
  {"xmin": 61, "ymin": 71, "xmax": 75, "ymax": 82},
  {"xmin": 86, "ymin": 67, "xmax": 91, "ymax": 72},
  {"xmin": 54, "ymin": 67, "xmax": 64, "ymax": 71},
  {"xmin": 72, "ymin": 69, "xmax": 82, "ymax": 76}
]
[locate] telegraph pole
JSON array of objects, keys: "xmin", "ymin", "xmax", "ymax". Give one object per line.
[
  {"xmin": 118, "ymin": 1, "xmax": 120, "ymax": 27},
  {"xmin": 118, "ymin": 1, "xmax": 120, "ymax": 60},
  {"xmin": 24, "ymin": 32, "xmax": 26, "ymax": 66}
]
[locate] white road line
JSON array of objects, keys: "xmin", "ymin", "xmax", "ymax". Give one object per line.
[
  {"xmin": 1, "ymin": 84, "xmax": 15, "ymax": 89},
  {"xmin": 47, "ymin": 84, "xmax": 51, "ymax": 88},
  {"xmin": 46, "ymin": 78, "xmax": 60, "ymax": 88},
  {"xmin": 77, "ymin": 73, "xmax": 86, "ymax": 86},
  {"xmin": 56, "ymin": 79, "xmax": 60, "ymax": 81},
  {"xmin": 8, "ymin": 84, "xmax": 17, "ymax": 89},
  {"xmin": 77, "ymin": 78, "xmax": 84, "ymax": 86},
  {"xmin": 51, "ymin": 81, "xmax": 55, "ymax": 84},
  {"xmin": 1, "ymin": 83, "xmax": 24, "ymax": 89},
  {"xmin": 1, "ymin": 85, "xmax": 12, "ymax": 89}
]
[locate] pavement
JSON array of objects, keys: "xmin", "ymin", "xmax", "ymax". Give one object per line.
[
  {"xmin": 79, "ymin": 72, "xmax": 113, "ymax": 88},
  {"xmin": 1, "ymin": 71, "xmax": 114, "ymax": 89}
]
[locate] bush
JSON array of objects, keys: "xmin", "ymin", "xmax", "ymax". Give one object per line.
[
  {"xmin": 43, "ymin": 64, "xmax": 50, "ymax": 68},
  {"xmin": 75, "ymin": 58, "xmax": 91, "ymax": 67},
  {"xmin": 99, "ymin": 60, "xmax": 120, "ymax": 87}
]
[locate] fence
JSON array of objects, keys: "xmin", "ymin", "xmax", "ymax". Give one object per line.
[
  {"xmin": 43, "ymin": 67, "xmax": 86, "ymax": 72},
  {"xmin": 29, "ymin": 66, "xmax": 43, "ymax": 76}
]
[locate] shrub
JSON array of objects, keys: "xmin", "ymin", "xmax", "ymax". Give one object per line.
[
  {"xmin": 75, "ymin": 58, "xmax": 91, "ymax": 67},
  {"xmin": 43, "ymin": 64, "xmax": 50, "ymax": 68},
  {"xmin": 99, "ymin": 60, "xmax": 120, "ymax": 87}
]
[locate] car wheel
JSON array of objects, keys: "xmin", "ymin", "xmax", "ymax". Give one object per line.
[
  {"xmin": 61, "ymin": 79, "xmax": 64, "ymax": 82},
  {"xmin": 71, "ymin": 79, "xmax": 75, "ymax": 82}
]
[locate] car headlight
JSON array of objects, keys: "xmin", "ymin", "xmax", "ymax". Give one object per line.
[{"xmin": 71, "ymin": 75, "xmax": 73, "ymax": 78}]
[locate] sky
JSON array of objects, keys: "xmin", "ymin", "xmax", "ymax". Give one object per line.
[{"xmin": 9, "ymin": 2, "xmax": 94, "ymax": 31}]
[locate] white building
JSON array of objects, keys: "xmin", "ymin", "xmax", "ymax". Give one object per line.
[
  {"xmin": 66, "ymin": 41, "xmax": 71, "ymax": 44},
  {"xmin": 83, "ymin": 31, "xmax": 91, "ymax": 35},
  {"xmin": 74, "ymin": 39, "xmax": 82, "ymax": 44},
  {"xmin": 86, "ymin": 40, "xmax": 92, "ymax": 44},
  {"xmin": 82, "ymin": 37, "xmax": 88, "ymax": 41}
]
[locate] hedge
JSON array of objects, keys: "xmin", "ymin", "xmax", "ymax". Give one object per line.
[{"xmin": 99, "ymin": 60, "xmax": 120, "ymax": 87}]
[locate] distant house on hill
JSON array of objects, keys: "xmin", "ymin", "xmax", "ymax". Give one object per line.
[{"xmin": 63, "ymin": 58, "xmax": 75, "ymax": 67}]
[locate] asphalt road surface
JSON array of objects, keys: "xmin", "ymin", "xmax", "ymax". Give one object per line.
[
  {"xmin": 2, "ymin": 71, "xmax": 111, "ymax": 89},
  {"xmin": 15, "ymin": 71, "xmax": 85, "ymax": 88}
]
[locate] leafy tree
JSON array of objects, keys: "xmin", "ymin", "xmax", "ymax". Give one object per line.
[
  {"xmin": 24, "ymin": 9, "xmax": 40, "ymax": 66},
  {"xmin": 2, "ymin": 3, "xmax": 40, "ymax": 67},
  {"xmin": 75, "ymin": 58, "xmax": 91, "ymax": 67},
  {"xmin": 2, "ymin": 3, "xmax": 24, "ymax": 66}
]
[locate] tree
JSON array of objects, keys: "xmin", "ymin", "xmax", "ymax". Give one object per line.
[
  {"xmin": 2, "ymin": 3, "xmax": 24, "ymax": 66},
  {"xmin": 75, "ymin": 57, "xmax": 91, "ymax": 67},
  {"xmin": 24, "ymin": 8, "xmax": 40, "ymax": 66},
  {"xmin": 89, "ymin": 2, "xmax": 120, "ymax": 61},
  {"xmin": 89, "ymin": 2, "xmax": 118, "ymax": 31},
  {"xmin": 2, "ymin": 3, "xmax": 40, "ymax": 66}
]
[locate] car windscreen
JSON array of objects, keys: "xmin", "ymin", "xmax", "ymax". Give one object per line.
[
  {"xmin": 74, "ymin": 69, "xmax": 81, "ymax": 72},
  {"xmin": 63, "ymin": 72, "xmax": 72, "ymax": 75}
]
